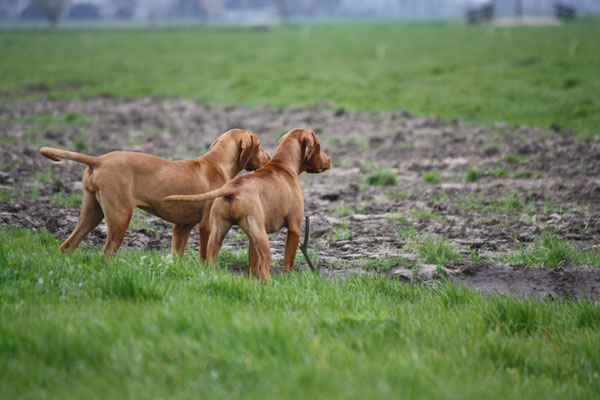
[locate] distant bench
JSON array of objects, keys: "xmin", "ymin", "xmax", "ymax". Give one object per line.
[
  {"xmin": 466, "ymin": 3, "xmax": 494, "ymax": 24},
  {"xmin": 555, "ymin": 3, "xmax": 576, "ymax": 20}
]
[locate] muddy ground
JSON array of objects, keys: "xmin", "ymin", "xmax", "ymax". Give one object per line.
[{"xmin": 1, "ymin": 96, "xmax": 599, "ymax": 298}]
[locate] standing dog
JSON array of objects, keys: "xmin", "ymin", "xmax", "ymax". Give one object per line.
[
  {"xmin": 164, "ymin": 128, "xmax": 331, "ymax": 280},
  {"xmin": 40, "ymin": 129, "xmax": 270, "ymax": 258}
]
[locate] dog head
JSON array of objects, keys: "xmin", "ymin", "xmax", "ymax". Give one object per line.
[
  {"xmin": 210, "ymin": 129, "xmax": 270, "ymax": 171},
  {"xmin": 280, "ymin": 129, "xmax": 332, "ymax": 174}
]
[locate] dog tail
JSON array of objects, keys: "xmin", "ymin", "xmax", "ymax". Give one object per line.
[
  {"xmin": 40, "ymin": 147, "xmax": 99, "ymax": 168},
  {"xmin": 163, "ymin": 187, "xmax": 236, "ymax": 203}
]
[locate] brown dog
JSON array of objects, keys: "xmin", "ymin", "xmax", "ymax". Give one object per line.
[
  {"xmin": 164, "ymin": 128, "xmax": 331, "ymax": 280},
  {"xmin": 40, "ymin": 129, "xmax": 270, "ymax": 258}
]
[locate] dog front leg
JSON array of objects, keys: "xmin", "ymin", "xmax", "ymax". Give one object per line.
[
  {"xmin": 248, "ymin": 239, "xmax": 260, "ymax": 278},
  {"xmin": 283, "ymin": 224, "xmax": 300, "ymax": 273}
]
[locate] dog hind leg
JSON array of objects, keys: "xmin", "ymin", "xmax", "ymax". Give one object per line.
[
  {"xmin": 198, "ymin": 215, "xmax": 211, "ymax": 262},
  {"xmin": 171, "ymin": 223, "xmax": 195, "ymax": 258},
  {"xmin": 60, "ymin": 188, "xmax": 104, "ymax": 251},
  {"xmin": 97, "ymin": 192, "xmax": 133, "ymax": 258},
  {"xmin": 206, "ymin": 218, "xmax": 232, "ymax": 266},
  {"xmin": 240, "ymin": 215, "xmax": 271, "ymax": 281}
]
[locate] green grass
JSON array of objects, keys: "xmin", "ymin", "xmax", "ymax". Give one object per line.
[
  {"xmin": 332, "ymin": 203, "xmax": 354, "ymax": 217},
  {"xmin": 503, "ymin": 154, "xmax": 526, "ymax": 164},
  {"xmin": 15, "ymin": 111, "xmax": 93, "ymax": 126},
  {"xmin": 485, "ymin": 142, "xmax": 500, "ymax": 153},
  {"xmin": 387, "ymin": 213, "xmax": 409, "ymax": 223},
  {"xmin": 33, "ymin": 170, "xmax": 58, "ymax": 185},
  {"xmin": 365, "ymin": 168, "xmax": 398, "ymax": 187},
  {"xmin": 1, "ymin": 229, "xmax": 600, "ymax": 399},
  {"xmin": 457, "ymin": 192, "xmax": 581, "ymax": 217},
  {"xmin": 411, "ymin": 206, "xmax": 446, "ymax": 222},
  {"xmin": 403, "ymin": 234, "xmax": 462, "ymax": 266},
  {"xmin": 1, "ymin": 20, "xmax": 599, "ymax": 134},
  {"xmin": 459, "ymin": 193, "xmax": 526, "ymax": 214},
  {"xmin": 487, "ymin": 194, "xmax": 528, "ymax": 213},
  {"xmin": 466, "ymin": 166, "xmax": 482, "ymax": 182},
  {"xmin": 363, "ymin": 256, "xmax": 411, "ymax": 272},
  {"xmin": 488, "ymin": 166, "xmax": 509, "ymax": 178},
  {"xmin": 422, "ymin": 170, "xmax": 440, "ymax": 183},
  {"xmin": 128, "ymin": 209, "xmax": 158, "ymax": 237},
  {"xmin": 324, "ymin": 137, "xmax": 339, "ymax": 153},
  {"xmin": 331, "ymin": 220, "xmax": 352, "ymax": 241},
  {"xmin": 51, "ymin": 191, "xmax": 83, "ymax": 207},
  {"xmin": 385, "ymin": 189, "xmax": 412, "ymax": 201},
  {"xmin": 0, "ymin": 187, "xmax": 20, "ymax": 202},
  {"xmin": 513, "ymin": 169, "xmax": 533, "ymax": 179},
  {"xmin": 1, "ymin": 159, "xmax": 19, "ymax": 172},
  {"xmin": 502, "ymin": 231, "xmax": 600, "ymax": 267}
]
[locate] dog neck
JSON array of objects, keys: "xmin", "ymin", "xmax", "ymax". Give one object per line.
[
  {"xmin": 269, "ymin": 139, "xmax": 304, "ymax": 176},
  {"xmin": 203, "ymin": 143, "xmax": 241, "ymax": 179}
]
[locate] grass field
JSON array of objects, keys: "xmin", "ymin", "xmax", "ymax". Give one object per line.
[
  {"xmin": 1, "ymin": 19, "xmax": 599, "ymax": 134},
  {"xmin": 2, "ymin": 19, "xmax": 600, "ymax": 398},
  {"xmin": 1, "ymin": 229, "xmax": 599, "ymax": 399}
]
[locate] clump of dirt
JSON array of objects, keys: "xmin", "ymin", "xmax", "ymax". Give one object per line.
[{"xmin": 1, "ymin": 97, "xmax": 599, "ymax": 298}]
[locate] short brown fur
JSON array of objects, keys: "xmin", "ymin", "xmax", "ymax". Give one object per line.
[
  {"xmin": 164, "ymin": 128, "xmax": 331, "ymax": 280},
  {"xmin": 40, "ymin": 129, "xmax": 270, "ymax": 258}
]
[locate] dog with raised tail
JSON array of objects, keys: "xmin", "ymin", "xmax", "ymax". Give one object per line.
[
  {"xmin": 40, "ymin": 129, "xmax": 270, "ymax": 258},
  {"xmin": 164, "ymin": 128, "xmax": 331, "ymax": 280}
]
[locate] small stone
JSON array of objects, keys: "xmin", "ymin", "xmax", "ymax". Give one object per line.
[
  {"xmin": 417, "ymin": 264, "xmax": 439, "ymax": 281},
  {"xmin": 391, "ymin": 266, "xmax": 413, "ymax": 282},
  {"xmin": 439, "ymin": 266, "xmax": 457, "ymax": 276},
  {"xmin": 324, "ymin": 216, "xmax": 340, "ymax": 225},
  {"xmin": 493, "ymin": 121, "xmax": 508, "ymax": 130}
]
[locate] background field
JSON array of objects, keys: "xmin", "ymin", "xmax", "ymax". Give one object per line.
[
  {"xmin": 1, "ymin": 18, "xmax": 600, "ymax": 399},
  {"xmin": 1, "ymin": 19, "xmax": 599, "ymax": 134}
]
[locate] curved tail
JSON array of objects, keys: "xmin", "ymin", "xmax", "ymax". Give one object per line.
[
  {"xmin": 163, "ymin": 187, "xmax": 236, "ymax": 203},
  {"xmin": 40, "ymin": 147, "xmax": 99, "ymax": 168}
]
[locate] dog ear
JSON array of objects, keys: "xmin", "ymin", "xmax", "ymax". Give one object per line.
[
  {"xmin": 303, "ymin": 131, "xmax": 318, "ymax": 162},
  {"xmin": 239, "ymin": 133, "xmax": 256, "ymax": 170}
]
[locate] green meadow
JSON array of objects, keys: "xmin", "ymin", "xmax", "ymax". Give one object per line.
[
  {"xmin": 1, "ymin": 229, "xmax": 599, "ymax": 399},
  {"xmin": 2, "ymin": 19, "xmax": 600, "ymax": 398},
  {"xmin": 1, "ymin": 19, "xmax": 599, "ymax": 133}
]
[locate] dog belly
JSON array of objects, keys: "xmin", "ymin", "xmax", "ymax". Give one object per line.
[
  {"xmin": 264, "ymin": 218, "xmax": 285, "ymax": 234},
  {"xmin": 137, "ymin": 205, "xmax": 201, "ymax": 226}
]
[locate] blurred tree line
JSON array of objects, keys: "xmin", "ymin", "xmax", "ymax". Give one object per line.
[{"xmin": 4, "ymin": 0, "xmax": 600, "ymax": 25}]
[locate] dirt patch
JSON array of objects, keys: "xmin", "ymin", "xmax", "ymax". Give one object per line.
[
  {"xmin": 448, "ymin": 261, "xmax": 600, "ymax": 299},
  {"xmin": 1, "ymin": 97, "xmax": 599, "ymax": 298}
]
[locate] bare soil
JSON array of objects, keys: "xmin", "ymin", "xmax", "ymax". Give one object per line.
[{"xmin": 1, "ymin": 97, "xmax": 599, "ymax": 298}]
